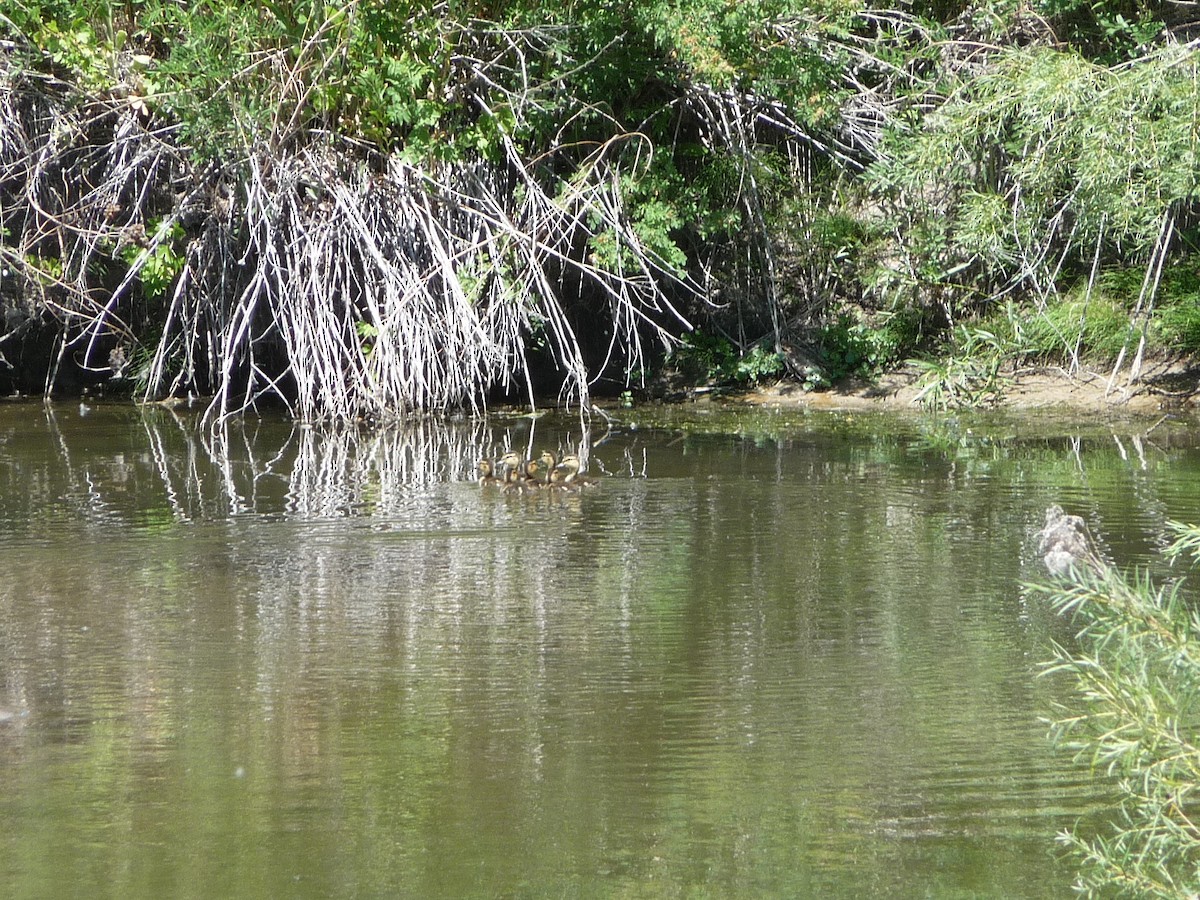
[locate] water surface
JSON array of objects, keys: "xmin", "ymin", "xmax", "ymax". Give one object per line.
[{"xmin": 2, "ymin": 402, "xmax": 1198, "ymax": 897}]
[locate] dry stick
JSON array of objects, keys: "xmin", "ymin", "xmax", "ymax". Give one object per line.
[
  {"xmin": 1073, "ymin": 215, "xmax": 1107, "ymax": 376},
  {"xmin": 476, "ymin": 129, "xmax": 600, "ymax": 408},
  {"xmin": 171, "ymin": 17, "xmax": 724, "ymax": 422},
  {"xmin": 142, "ymin": 260, "xmax": 190, "ymax": 401},
  {"xmin": 1128, "ymin": 214, "xmax": 1173, "ymax": 384},
  {"xmin": 1024, "ymin": 212, "xmax": 1081, "ymax": 362},
  {"xmin": 558, "ymin": 134, "xmax": 695, "ymax": 326},
  {"xmin": 479, "ymin": 130, "xmax": 685, "ymax": 407},
  {"xmin": 11, "ymin": 95, "xmax": 186, "ymax": 386},
  {"xmin": 308, "ymin": 159, "xmax": 492, "ymax": 418},
  {"xmin": 412, "ymin": 180, "xmax": 492, "ymax": 407},
  {"xmin": 80, "ymin": 208, "xmax": 183, "ymax": 368},
  {"xmin": 1106, "ymin": 212, "xmax": 1174, "ymax": 396}
]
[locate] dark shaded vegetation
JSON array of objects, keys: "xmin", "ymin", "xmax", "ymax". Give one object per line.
[{"xmin": 0, "ymin": 0, "xmax": 1193, "ymax": 421}]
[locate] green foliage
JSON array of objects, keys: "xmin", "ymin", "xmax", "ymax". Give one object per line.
[
  {"xmin": 1033, "ymin": 0, "xmax": 1165, "ymax": 61},
  {"xmin": 910, "ymin": 325, "xmax": 1014, "ymax": 410},
  {"xmin": 9, "ymin": 0, "xmax": 1196, "ymax": 408},
  {"xmin": 588, "ymin": 166, "xmax": 690, "ymax": 275},
  {"xmin": 1147, "ymin": 264, "xmax": 1200, "ymax": 353},
  {"xmin": 633, "ymin": 0, "xmax": 857, "ymax": 127},
  {"xmin": 98, "ymin": 0, "xmax": 858, "ymax": 164},
  {"xmin": 992, "ymin": 261, "xmax": 1200, "ymax": 363},
  {"xmin": 22, "ymin": 253, "xmax": 64, "ymax": 285},
  {"xmin": 121, "ymin": 221, "xmax": 184, "ymax": 300},
  {"xmin": 869, "ymin": 42, "xmax": 1200, "ymax": 323},
  {"xmin": 18, "ymin": 0, "xmax": 864, "ymax": 328},
  {"xmin": 1034, "ymin": 523, "xmax": 1200, "ymax": 897},
  {"xmin": 671, "ymin": 332, "xmax": 783, "ymax": 387},
  {"xmin": 816, "ymin": 312, "xmax": 910, "ymax": 381},
  {"xmin": 1015, "ymin": 296, "xmax": 1137, "ymax": 362},
  {"xmin": 355, "ymin": 320, "xmax": 379, "ymax": 359},
  {"xmin": 1156, "ymin": 303, "xmax": 1200, "ymax": 353},
  {"xmin": 734, "ymin": 345, "xmax": 786, "ymax": 384},
  {"xmin": 34, "ymin": 19, "xmax": 115, "ymax": 88}
]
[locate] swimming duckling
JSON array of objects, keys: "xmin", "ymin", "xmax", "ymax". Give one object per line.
[
  {"xmin": 523, "ymin": 456, "xmax": 551, "ymax": 486},
  {"xmin": 498, "ymin": 451, "xmax": 542, "ymax": 494},
  {"xmin": 499, "ymin": 451, "xmax": 526, "ymax": 482},
  {"xmin": 550, "ymin": 454, "xmax": 597, "ymax": 488},
  {"xmin": 502, "ymin": 464, "xmax": 540, "ymax": 495},
  {"xmin": 477, "ymin": 458, "xmax": 502, "ymax": 486}
]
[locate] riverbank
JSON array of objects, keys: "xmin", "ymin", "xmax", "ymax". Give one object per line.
[{"xmin": 732, "ymin": 354, "xmax": 1200, "ymax": 415}]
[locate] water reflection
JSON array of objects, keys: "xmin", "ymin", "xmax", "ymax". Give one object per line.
[{"xmin": 0, "ymin": 403, "xmax": 1198, "ymax": 897}]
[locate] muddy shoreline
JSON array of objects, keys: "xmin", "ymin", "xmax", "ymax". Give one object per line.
[{"xmin": 730, "ymin": 356, "xmax": 1200, "ymax": 417}]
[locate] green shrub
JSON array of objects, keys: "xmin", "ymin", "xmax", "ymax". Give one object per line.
[
  {"xmin": 816, "ymin": 311, "xmax": 914, "ymax": 381},
  {"xmin": 910, "ymin": 325, "xmax": 1013, "ymax": 410},
  {"xmin": 1009, "ymin": 261, "xmax": 1200, "ymax": 363},
  {"xmin": 1019, "ymin": 296, "xmax": 1138, "ymax": 362},
  {"xmin": 1152, "ymin": 264, "xmax": 1200, "ymax": 354},
  {"xmin": 670, "ymin": 333, "xmax": 783, "ymax": 387},
  {"xmin": 1035, "ymin": 522, "xmax": 1200, "ymax": 898},
  {"xmin": 1156, "ymin": 303, "xmax": 1200, "ymax": 353}
]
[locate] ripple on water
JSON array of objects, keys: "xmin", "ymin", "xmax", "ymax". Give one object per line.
[{"xmin": 3, "ymin": 415, "xmax": 1197, "ymax": 898}]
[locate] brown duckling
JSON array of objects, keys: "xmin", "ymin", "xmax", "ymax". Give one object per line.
[
  {"xmin": 499, "ymin": 451, "xmax": 541, "ymax": 494},
  {"xmin": 524, "ymin": 456, "xmax": 551, "ymax": 486},
  {"xmin": 550, "ymin": 454, "xmax": 597, "ymax": 488},
  {"xmin": 477, "ymin": 458, "xmax": 503, "ymax": 486},
  {"xmin": 499, "ymin": 451, "xmax": 526, "ymax": 481}
]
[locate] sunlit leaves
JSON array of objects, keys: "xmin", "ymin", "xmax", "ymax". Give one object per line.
[
  {"xmin": 1035, "ymin": 551, "xmax": 1200, "ymax": 898},
  {"xmin": 869, "ymin": 40, "xmax": 1200, "ymax": 327}
]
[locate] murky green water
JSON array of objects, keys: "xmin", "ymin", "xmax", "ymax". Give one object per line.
[{"xmin": 2, "ymin": 401, "xmax": 1199, "ymax": 898}]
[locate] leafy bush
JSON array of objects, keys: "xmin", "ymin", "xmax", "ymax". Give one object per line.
[
  {"xmin": 1034, "ymin": 522, "xmax": 1200, "ymax": 898},
  {"xmin": 910, "ymin": 325, "xmax": 1013, "ymax": 410},
  {"xmin": 817, "ymin": 312, "xmax": 912, "ymax": 381},
  {"xmin": 869, "ymin": 42, "xmax": 1200, "ymax": 324},
  {"xmin": 670, "ymin": 333, "xmax": 784, "ymax": 387},
  {"xmin": 1156, "ymin": 303, "xmax": 1200, "ymax": 354},
  {"xmin": 1004, "ymin": 261, "xmax": 1200, "ymax": 363}
]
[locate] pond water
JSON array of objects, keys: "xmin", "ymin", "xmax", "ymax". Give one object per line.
[{"xmin": 1, "ymin": 401, "xmax": 1198, "ymax": 898}]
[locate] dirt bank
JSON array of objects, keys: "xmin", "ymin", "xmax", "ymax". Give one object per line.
[{"xmin": 735, "ymin": 355, "xmax": 1200, "ymax": 415}]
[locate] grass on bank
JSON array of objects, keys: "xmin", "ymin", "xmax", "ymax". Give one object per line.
[{"xmin": 903, "ymin": 261, "xmax": 1200, "ymax": 411}]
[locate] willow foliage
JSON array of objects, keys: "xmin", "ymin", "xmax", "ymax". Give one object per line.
[
  {"xmin": 2, "ymin": 0, "xmax": 868, "ymax": 420},
  {"xmin": 869, "ymin": 41, "xmax": 1200, "ymax": 321},
  {"xmin": 1035, "ymin": 524, "xmax": 1200, "ymax": 897}
]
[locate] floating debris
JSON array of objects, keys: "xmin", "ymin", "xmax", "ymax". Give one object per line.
[{"xmin": 1038, "ymin": 505, "xmax": 1101, "ymax": 577}]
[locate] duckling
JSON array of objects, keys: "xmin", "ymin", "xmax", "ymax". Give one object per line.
[
  {"xmin": 502, "ymin": 464, "xmax": 539, "ymax": 495},
  {"xmin": 524, "ymin": 456, "xmax": 551, "ymax": 486},
  {"xmin": 499, "ymin": 451, "xmax": 542, "ymax": 494},
  {"xmin": 550, "ymin": 454, "xmax": 597, "ymax": 488},
  {"xmin": 547, "ymin": 461, "xmax": 575, "ymax": 488},
  {"xmin": 499, "ymin": 451, "xmax": 526, "ymax": 482},
  {"xmin": 477, "ymin": 458, "xmax": 503, "ymax": 486}
]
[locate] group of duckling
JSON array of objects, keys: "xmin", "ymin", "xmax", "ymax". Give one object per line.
[{"xmin": 477, "ymin": 450, "xmax": 597, "ymax": 494}]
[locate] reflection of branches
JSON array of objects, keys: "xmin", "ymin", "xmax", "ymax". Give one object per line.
[
  {"xmin": 283, "ymin": 420, "xmax": 493, "ymax": 517},
  {"xmin": 192, "ymin": 415, "xmax": 594, "ymax": 518},
  {"xmin": 43, "ymin": 405, "xmax": 118, "ymax": 525},
  {"xmin": 144, "ymin": 406, "xmax": 210, "ymax": 521},
  {"xmin": 26, "ymin": 407, "xmax": 600, "ymax": 522}
]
